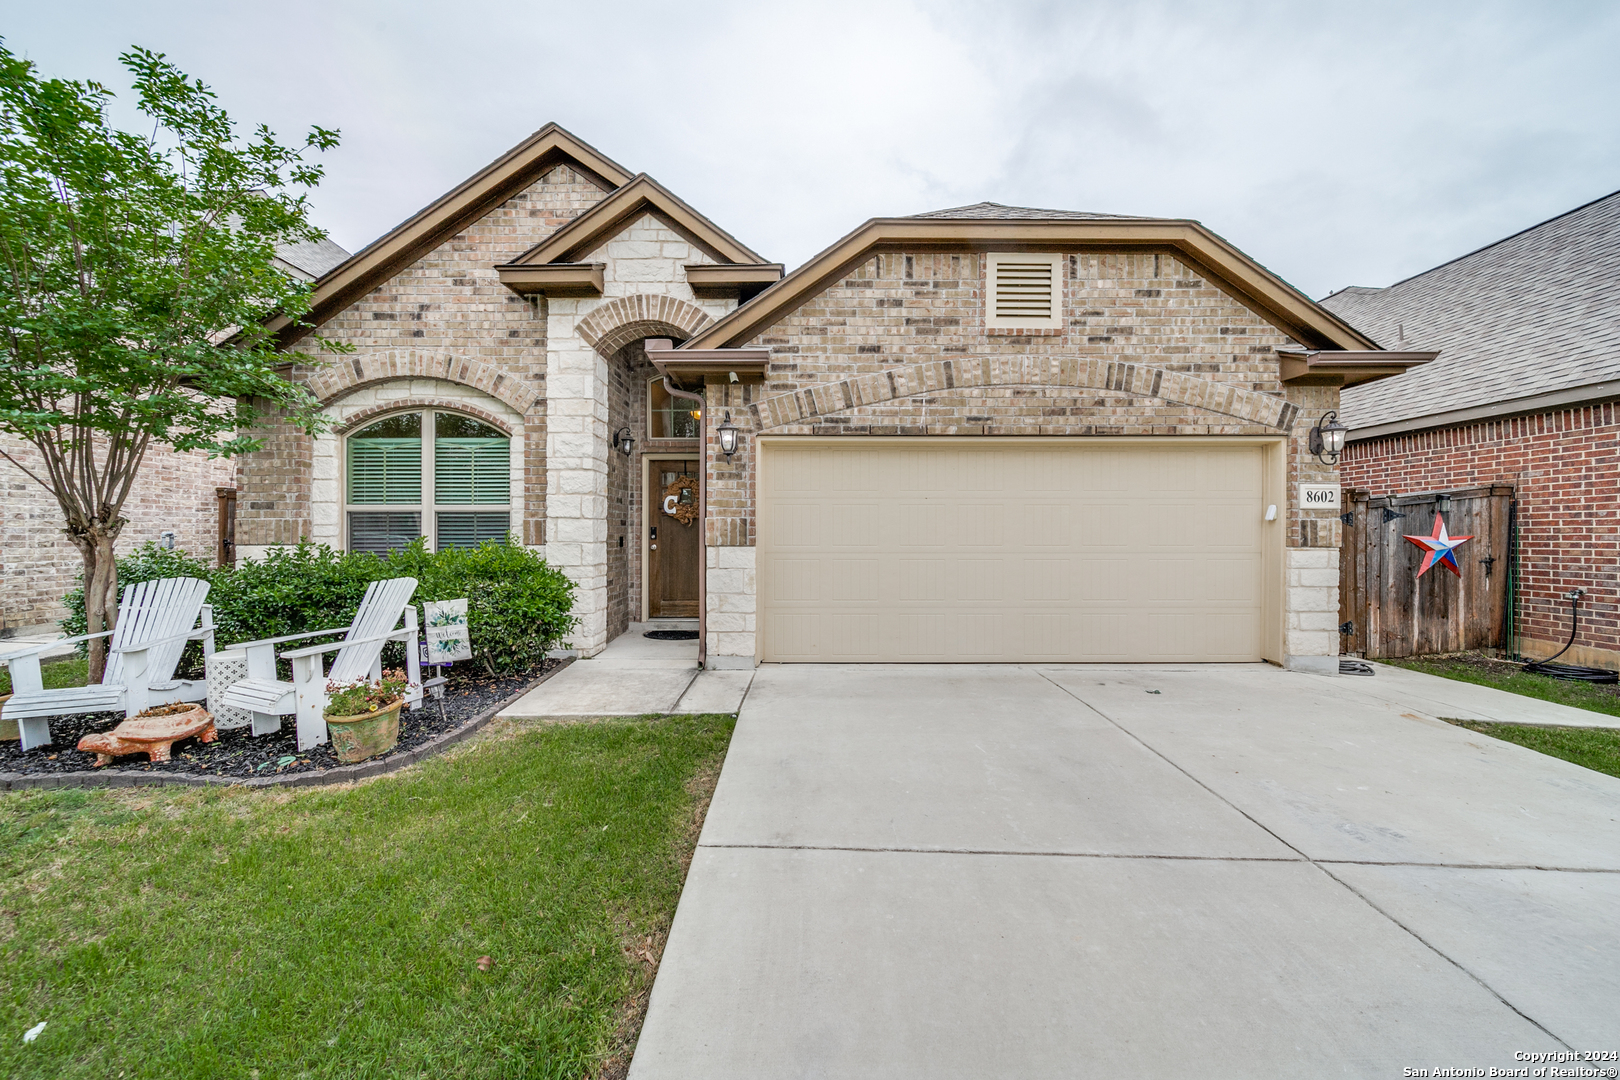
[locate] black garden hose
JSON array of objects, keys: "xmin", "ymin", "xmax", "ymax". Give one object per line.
[{"xmin": 1523, "ymin": 590, "xmax": 1618, "ymax": 684}]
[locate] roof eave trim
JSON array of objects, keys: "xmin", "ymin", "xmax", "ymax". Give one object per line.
[
  {"xmin": 1277, "ymin": 348, "xmax": 1439, "ymax": 387},
  {"xmin": 1346, "ymin": 378, "xmax": 1620, "ymax": 441},
  {"xmin": 683, "ymin": 217, "xmax": 1377, "ymax": 352},
  {"xmin": 647, "ymin": 337, "xmax": 769, "ymax": 390}
]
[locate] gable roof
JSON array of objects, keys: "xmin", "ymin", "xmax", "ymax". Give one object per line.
[
  {"xmin": 502, "ymin": 173, "xmax": 768, "ymax": 267},
  {"xmin": 269, "ymin": 124, "xmax": 632, "ymax": 338},
  {"xmin": 1323, "ymin": 188, "xmax": 1620, "ymax": 436},
  {"xmin": 912, "ymin": 201, "xmax": 1147, "ymax": 221},
  {"xmin": 681, "ymin": 209, "xmax": 1379, "ymax": 353}
]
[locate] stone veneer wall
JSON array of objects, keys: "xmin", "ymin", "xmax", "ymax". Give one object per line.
[
  {"xmin": 701, "ymin": 249, "xmax": 1343, "ymax": 671},
  {"xmin": 541, "ymin": 216, "xmax": 735, "ymax": 654},
  {"xmin": 1, "ymin": 432, "xmax": 236, "ymax": 633}
]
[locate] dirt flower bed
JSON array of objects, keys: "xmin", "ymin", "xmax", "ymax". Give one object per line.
[{"xmin": 0, "ymin": 661, "xmax": 561, "ymax": 778}]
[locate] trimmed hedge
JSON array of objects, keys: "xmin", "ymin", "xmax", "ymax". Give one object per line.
[{"xmin": 61, "ymin": 539, "xmax": 577, "ymax": 677}]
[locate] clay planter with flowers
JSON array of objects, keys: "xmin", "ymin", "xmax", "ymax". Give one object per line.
[{"xmin": 323, "ymin": 669, "xmax": 411, "ymax": 763}]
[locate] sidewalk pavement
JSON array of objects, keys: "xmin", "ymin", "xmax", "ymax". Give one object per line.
[{"xmin": 497, "ymin": 623, "xmax": 752, "ymax": 719}]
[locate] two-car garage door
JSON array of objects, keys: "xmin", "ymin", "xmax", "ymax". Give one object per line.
[{"xmin": 757, "ymin": 441, "xmax": 1268, "ymax": 663}]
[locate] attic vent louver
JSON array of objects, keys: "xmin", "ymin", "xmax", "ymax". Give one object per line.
[{"xmin": 986, "ymin": 252, "xmax": 1063, "ymax": 330}]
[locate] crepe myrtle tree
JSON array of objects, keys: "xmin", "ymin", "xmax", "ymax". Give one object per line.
[{"xmin": 0, "ymin": 42, "xmax": 349, "ymax": 680}]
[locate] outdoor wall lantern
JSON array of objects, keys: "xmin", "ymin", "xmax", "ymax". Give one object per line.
[
  {"xmin": 1308, "ymin": 411, "xmax": 1348, "ymax": 466},
  {"xmin": 612, "ymin": 427, "xmax": 634, "ymax": 456},
  {"xmin": 716, "ymin": 412, "xmax": 741, "ymax": 459},
  {"xmin": 1435, "ymin": 493, "xmax": 1452, "ymax": 516}
]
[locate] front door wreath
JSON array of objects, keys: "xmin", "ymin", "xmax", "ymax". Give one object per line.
[{"xmin": 661, "ymin": 475, "xmax": 699, "ymax": 526}]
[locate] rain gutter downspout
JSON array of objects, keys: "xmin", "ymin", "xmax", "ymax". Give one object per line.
[{"xmin": 655, "ymin": 371, "xmax": 710, "ymax": 669}]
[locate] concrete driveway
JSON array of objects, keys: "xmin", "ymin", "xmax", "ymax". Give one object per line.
[{"xmin": 628, "ymin": 664, "xmax": 1620, "ymax": 1078}]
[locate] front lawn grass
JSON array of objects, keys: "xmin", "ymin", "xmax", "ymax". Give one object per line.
[
  {"xmin": 1443, "ymin": 719, "xmax": 1620, "ymax": 781},
  {"xmin": 0, "ymin": 656, "xmax": 89, "ymax": 696},
  {"xmin": 0, "ymin": 712, "xmax": 734, "ymax": 1079},
  {"xmin": 1388, "ymin": 653, "xmax": 1620, "ymax": 720}
]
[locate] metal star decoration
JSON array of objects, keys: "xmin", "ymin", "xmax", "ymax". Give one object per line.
[{"xmin": 1403, "ymin": 512, "xmax": 1474, "ymax": 578}]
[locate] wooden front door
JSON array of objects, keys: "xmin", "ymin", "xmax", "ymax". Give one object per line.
[{"xmin": 648, "ymin": 459, "xmax": 700, "ymax": 618}]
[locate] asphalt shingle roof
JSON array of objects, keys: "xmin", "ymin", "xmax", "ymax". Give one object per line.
[
  {"xmin": 910, "ymin": 202, "xmax": 1146, "ymax": 221},
  {"xmin": 1322, "ymin": 189, "xmax": 1620, "ymax": 432},
  {"xmin": 275, "ymin": 237, "xmax": 353, "ymax": 281}
]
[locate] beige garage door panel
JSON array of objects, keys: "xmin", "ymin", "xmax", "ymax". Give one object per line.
[{"xmin": 759, "ymin": 442, "xmax": 1264, "ymax": 663}]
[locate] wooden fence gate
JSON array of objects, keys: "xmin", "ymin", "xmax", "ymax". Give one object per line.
[{"xmin": 1339, "ymin": 485, "xmax": 1514, "ymax": 659}]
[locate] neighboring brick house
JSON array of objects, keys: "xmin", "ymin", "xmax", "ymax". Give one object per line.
[
  {"xmin": 236, "ymin": 124, "xmax": 1427, "ymax": 671},
  {"xmin": 0, "ymin": 238, "xmax": 349, "ymax": 637},
  {"xmin": 1323, "ymin": 190, "xmax": 1620, "ymax": 670}
]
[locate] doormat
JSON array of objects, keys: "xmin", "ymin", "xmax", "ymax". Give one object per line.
[{"xmin": 644, "ymin": 630, "xmax": 699, "ymax": 640}]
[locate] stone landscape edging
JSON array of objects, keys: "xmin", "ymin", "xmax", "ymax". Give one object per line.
[{"xmin": 0, "ymin": 659, "xmax": 572, "ymax": 793}]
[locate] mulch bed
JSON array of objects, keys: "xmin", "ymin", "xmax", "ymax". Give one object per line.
[{"xmin": 0, "ymin": 660, "xmax": 563, "ymax": 780}]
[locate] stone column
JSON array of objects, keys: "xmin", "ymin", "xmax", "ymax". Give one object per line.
[{"xmin": 545, "ymin": 304, "xmax": 610, "ymax": 656}]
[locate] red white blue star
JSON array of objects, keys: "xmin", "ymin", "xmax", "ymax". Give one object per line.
[{"xmin": 1403, "ymin": 512, "xmax": 1473, "ymax": 578}]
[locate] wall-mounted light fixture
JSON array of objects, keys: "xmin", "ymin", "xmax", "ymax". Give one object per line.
[
  {"xmin": 717, "ymin": 412, "xmax": 741, "ymax": 459},
  {"xmin": 1435, "ymin": 493, "xmax": 1452, "ymax": 516},
  {"xmin": 612, "ymin": 427, "xmax": 634, "ymax": 456},
  {"xmin": 160, "ymin": 530, "xmax": 176, "ymax": 550},
  {"xmin": 1308, "ymin": 410, "xmax": 1348, "ymax": 466}
]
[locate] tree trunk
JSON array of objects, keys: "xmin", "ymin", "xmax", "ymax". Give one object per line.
[{"xmin": 70, "ymin": 524, "xmax": 121, "ymax": 684}]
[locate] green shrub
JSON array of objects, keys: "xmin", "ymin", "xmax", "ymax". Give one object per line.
[
  {"xmin": 206, "ymin": 543, "xmax": 386, "ymax": 648},
  {"xmin": 385, "ymin": 538, "xmax": 577, "ymax": 675},
  {"xmin": 57, "ymin": 538, "xmax": 576, "ymax": 679}
]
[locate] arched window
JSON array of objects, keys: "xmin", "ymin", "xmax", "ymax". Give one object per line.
[
  {"xmin": 345, "ymin": 410, "xmax": 511, "ymax": 553},
  {"xmin": 647, "ymin": 375, "xmax": 701, "ymax": 439}
]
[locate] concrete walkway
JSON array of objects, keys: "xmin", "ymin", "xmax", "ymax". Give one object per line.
[
  {"xmin": 630, "ymin": 663, "xmax": 1620, "ymax": 1078},
  {"xmin": 497, "ymin": 624, "xmax": 751, "ymax": 719}
]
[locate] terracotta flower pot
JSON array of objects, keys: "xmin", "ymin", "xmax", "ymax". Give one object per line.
[
  {"xmin": 324, "ymin": 699, "xmax": 402, "ymax": 763},
  {"xmin": 0, "ymin": 694, "xmax": 16, "ymax": 742}
]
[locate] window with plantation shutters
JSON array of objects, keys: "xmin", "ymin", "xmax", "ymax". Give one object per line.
[
  {"xmin": 434, "ymin": 439, "xmax": 510, "ymax": 503},
  {"xmin": 985, "ymin": 252, "xmax": 1063, "ymax": 330},
  {"xmin": 343, "ymin": 409, "xmax": 513, "ymax": 553}
]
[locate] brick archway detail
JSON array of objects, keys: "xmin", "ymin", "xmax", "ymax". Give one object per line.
[
  {"xmin": 333, "ymin": 399, "xmax": 515, "ymax": 437},
  {"xmin": 751, "ymin": 356, "xmax": 1300, "ymax": 432},
  {"xmin": 576, "ymin": 295, "xmax": 713, "ymax": 357},
  {"xmin": 305, "ymin": 350, "xmax": 540, "ymax": 415}
]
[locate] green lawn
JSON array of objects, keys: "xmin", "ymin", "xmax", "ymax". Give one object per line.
[
  {"xmin": 0, "ymin": 713, "xmax": 734, "ymax": 1079},
  {"xmin": 1388, "ymin": 654, "xmax": 1620, "ymax": 720},
  {"xmin": 0, "ymin": 656, "xmax": 89, "ymax": 696},
  {"xmin": 1443, "ymin": 719, "xmax": 1620, "ymax": 781}
]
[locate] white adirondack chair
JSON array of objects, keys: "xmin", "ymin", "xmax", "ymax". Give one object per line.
[
  {"xmin": 0, "ymin": 577, "xmax": 215, "ymax": 751},
  {"xmin": 219, "ymin": 577, "xmax": 422, "ymax": 751}
]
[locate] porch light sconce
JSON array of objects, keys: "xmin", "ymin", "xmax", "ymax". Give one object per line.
[
  {"xmin": 716, "ymin": 412, "xmax": 741, "ymax": 459},
  {"xmin": 1308, "ymin": 410, "xmax": 1348, "ymax": 466},
  {"xmin": 1435, "ymin": 493, "xmax": 1452, "ymax": 515},
  {"xmin": 612, "ymin": 427, "xmax": 634, "ymax": 456}
]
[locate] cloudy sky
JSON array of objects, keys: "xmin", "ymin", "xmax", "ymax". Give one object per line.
[{"xmin": 7, "ymin": 1, "xmax": 1618, "ymax": 299}]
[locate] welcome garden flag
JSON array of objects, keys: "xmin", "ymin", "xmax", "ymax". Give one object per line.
[{"xmin": 423, "ymin": 599, "xmax": 473, "ymax": 662}]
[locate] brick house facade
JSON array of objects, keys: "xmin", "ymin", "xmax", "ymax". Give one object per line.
[
  {"xmin": 223, "ymin": 125, "xmax": 1425, "ymax": 670},
  {"xmin": 1325, "ymin": 190, "xmax": 1620, "ymax": 670}
]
